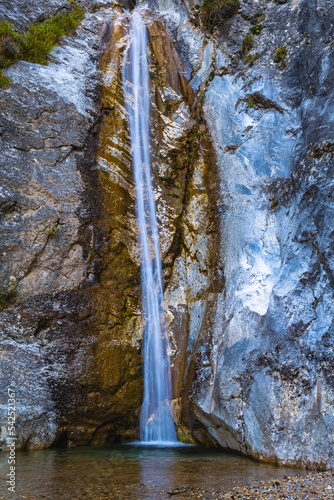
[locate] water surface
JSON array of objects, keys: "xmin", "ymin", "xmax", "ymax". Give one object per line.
[{"xmin": 0, "ymin": 443, "xmax": 307, "ymax": 499}]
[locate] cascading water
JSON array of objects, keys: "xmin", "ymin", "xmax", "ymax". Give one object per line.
[{"xmin": 122, "ymin": 10, "xmax": 177, "ymax": 444}]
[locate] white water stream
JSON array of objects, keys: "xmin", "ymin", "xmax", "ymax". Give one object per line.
[{"xmin": 122, "ymin": 10, "xmax": 177, "ymax": 443}]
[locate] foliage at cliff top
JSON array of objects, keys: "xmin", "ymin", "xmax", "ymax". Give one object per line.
[
  {"xmin": 200, "ymin": 0, "xmax": 240, "ymax": 33},
  {"xmin": 0, "ymin": 1, "xmax": 85, "ymax": 87}
]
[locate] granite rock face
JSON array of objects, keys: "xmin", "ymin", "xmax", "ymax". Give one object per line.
[{"xmin": 0, "ymin": 0, "xmax": 334, "ymax": 469}]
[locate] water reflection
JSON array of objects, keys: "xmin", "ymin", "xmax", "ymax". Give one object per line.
[{"xmin": 0, "ymin": 443, "xmax": 307, "ymax": 499}]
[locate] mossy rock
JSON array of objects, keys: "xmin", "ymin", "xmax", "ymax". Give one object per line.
[{"xmin": 0, "ymin": 1, "xmax": 85, "ymax": 87}]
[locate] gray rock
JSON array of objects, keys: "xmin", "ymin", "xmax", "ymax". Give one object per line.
[
  {"xmin": 1, "ymin": 0, "xmax": 334, "ymax": 470},
  {"xmin": 0, "ymin": 0, "xmax": 119, "ymax": 30},
  {"xmin": 155, "ymin": 0, "xmax": 334, "ymax": 468}
]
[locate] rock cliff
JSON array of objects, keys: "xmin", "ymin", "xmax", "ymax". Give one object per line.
[{"xmin": 0, "ymin": 0, "xmax": 333, "ymax": 469}]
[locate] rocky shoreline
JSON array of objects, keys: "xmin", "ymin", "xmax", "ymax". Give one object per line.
[{"xmin": 179, "ymin": 471, "xmax": 334, "ymax": 500}]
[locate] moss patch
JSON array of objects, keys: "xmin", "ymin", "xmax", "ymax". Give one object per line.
[
  {"xmin": 0, "ymin": 1, "xmax": 85, "ymax": 87},
  {"xmin": 0, "ymin": 278, "xmax": 17, "ymax": 311},
  {"xmin": 274, "ymin": 45, "xmax": 287, "ymax": 70},
  {"xmin": 45, "ymin": 221, "xmax": 60, "ymax": 238},
  {"xmin": 242, "ymin": 33, "xmax": 254, "ymax": 55},
  {"xmin": 242, "ymin": 14, "xmax": 264, "ymax": 64},
  {"xmin": 246, "ymin": 53, "xmax": 259, "ymax": 67},
  {"xmin": 0, "ymin": 71, "xmax": 10, "ymax": 87},
  {"xmin": 200, "ymin": 0, "xmax": 240, "ymax": 34}
]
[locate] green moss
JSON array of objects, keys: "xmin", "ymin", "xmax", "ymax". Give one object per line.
[
  {"xmin": 242, "ymin": 33, "xmax": 253, "ymax": 55},
  {"xmin": 274, "ymin": 45, "xmax": 287, "ymax": 70},
  {"xmin": 0, "ymin": 1, "xmax": 84, "ymax": 87},
  {"xmin": 246, "ymin": 53, "xmax": 259, "ymax": 66},
  {"xmin": 248, "ymin": 99, "xmax": 254, "ymax": 108},
  {"xmin": 45, "ymin": 221, "xmax": 60, "ymax": 237},
  {"xmin": 270, "ymin": 198, "xmax": 279, "ymax": 209},
  {"xmin": 251, "ymin": 24, "xmax": 263, "ymax": 35},
  {"xmin": 0, "ymin": 278, "xmax": 17, "ymax": 311},
  {"xmin": 200, "ymin": 0, "xmax": 240, "ymax": 33}
]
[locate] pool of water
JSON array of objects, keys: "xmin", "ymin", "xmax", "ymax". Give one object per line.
[{"xmin": 0, "ymin": 443, "xmax": 307, "ymax": 499}]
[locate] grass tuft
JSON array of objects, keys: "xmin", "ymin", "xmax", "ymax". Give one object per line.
[
  {"xmin": 0, "ymin": 70, "xmax": 10, "ymax": 88},
  {"xmin": 0, "ymin": 1, "xmax": 85, "ymax": 87}
]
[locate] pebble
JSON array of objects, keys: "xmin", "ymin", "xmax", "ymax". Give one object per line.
[{"xmin": 179, "ymin": 471, "xmax": 334, "ymax": 500}]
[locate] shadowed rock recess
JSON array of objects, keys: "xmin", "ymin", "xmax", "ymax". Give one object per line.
[{"xmin": 0, "ymin": 0, "xmax": 333, "ymax": 468}]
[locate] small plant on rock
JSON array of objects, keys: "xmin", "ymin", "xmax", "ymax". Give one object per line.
[
  {"xmin": 86, "ymin": 249, "xmax": 96, "ymax": 264},
  {"xmin": 251, "ymin": 24, "xmax": 263, "ymax": 35},
  {"xmin": 92, "ymin": 2, "xmax": 103, "ymax": 13},
  {"xmin": 274, "ymin": 45, "xmax": 287, "ymax": 70},
  {"xmin": 242, "ymin": 13, "xmax": 264, "ymax": 64},
  {"xmin": 270, "ymin": 198, "xmax": 279, "ymax": 210},
  {"xmin": 0, "ymin": 276, "xmax": 17, "ymax": 311},
  {"xmin": 45, "ymin": 221, "xmax": 60, "ymax": 238},
  {"xmin": 242, "ymin": 33, "xmax": 254, "ymax": 55},
  {"xmin": 246, "ymin": 53, "xmax": 259, "ymax": 66}
]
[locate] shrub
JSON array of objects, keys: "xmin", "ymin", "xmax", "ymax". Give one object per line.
[{"xmin": 200, "ymin": 0, "xmax": 240, "ymax": 34}]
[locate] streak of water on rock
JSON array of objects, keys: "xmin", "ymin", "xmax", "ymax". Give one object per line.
[{"xmin": 122, "ymin": 10, "xmax": 177, "ymax": 444}]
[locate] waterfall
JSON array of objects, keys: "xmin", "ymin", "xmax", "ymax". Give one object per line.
[{"xmin": 122, "ymin": 11, "xmax": 177, "ymax": 444}]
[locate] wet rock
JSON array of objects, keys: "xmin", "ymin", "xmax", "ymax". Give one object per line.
[
  {"xmin": 0, "ymin": 6, "xmax": 144, "ymax": 450},
  {"xmin": 1, "ymin": 0, "xmax": 334, "ymax": 470},
  {"xmin": 154, "ymin": 0, "xmax": 334, "ymax": 468}
]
